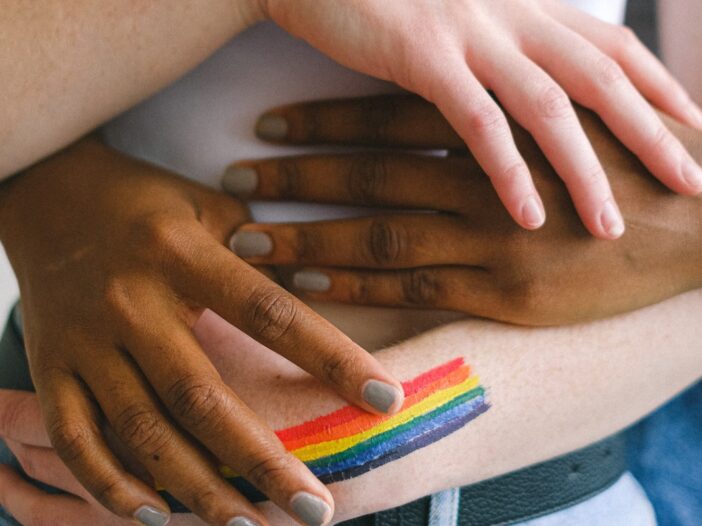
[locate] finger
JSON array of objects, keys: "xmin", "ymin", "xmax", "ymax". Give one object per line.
[
  {"xmin": 167, "ymin": 227, "xmax": 405, "ymax": 416},
  {"xmin": 428, "ymin": 59, "xmax": 546, "ymax": 230},
  {"xmin": 546, "ymin": 0, "xmax": 702, "ymax": 130},
  {"xmin": 0, "ymin": 465, "xmax": 121, "ymax": 526},
  {"xmin": 222, "ymin": 153, "xmax": 495, "ymax": 214},
  {"xmin": 482, "ymin": 49, "xmax": 624, "ymax": 239},
  {"xmin": 115, "ymin": 304, "xmax": 335, "ymax": 526},
  {"xmin": 230, "ymin": 215, "xmax": 492, "ymax": 269},
  {"xmin": 0, "ymin": 389, "xmax": 50, "ymax": 447},
  {"xmin": 285, "ymin": 266, "xmax": 504, "ymax": 317},
  {"xmin": 525, "ymin": 18, "xmax": 702, "ymax": 197},
  {"xmin": 34, "ymin": 365, "xmax": 171, "ymax": 525},
  {"xmin": 254, "ymin": 94, "xmax": 464, "ymax": 149},
  {"xmin": 5, "ymin": 438, "xmax": 92, "ymax": 501},
  {"xmin": 78, "ymin": 345, "xmax": 268, "ymax": 526}
]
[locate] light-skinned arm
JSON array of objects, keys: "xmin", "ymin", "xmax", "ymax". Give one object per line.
[{"xmin": 1, "ymin": 289, "xmax": 701, "ymax": 525}]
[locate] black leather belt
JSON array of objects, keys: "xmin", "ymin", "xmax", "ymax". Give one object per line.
[
  {"xmin": 340, "ymin": 434, "xmax": 626, "ymax": 526},
  {"xmin": 2, "ymin": 306, "xmax": 626, "ymax": 525}
]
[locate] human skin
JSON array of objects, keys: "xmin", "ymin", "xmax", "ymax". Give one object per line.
[
  {"xmin": 228, "ymin": 96, "xmax": 702, "ymax": 325},
  {"xmin": 1, "ymin": 289, "xmax": 702, "ymax": 525},
  {"xmin": 659, "ymin": 0, "xmax": 702, "ymax": 105},
  {"xmin": 2, "ymin": 1, "xmax": 702, "ymax": 239},
  {"xmin": 0, "ymin": 101, "xmax": 702, "ymax": 525},
  {"xmin": 0, "ymin": 140, "xmax": 406, "ymax": 526}
]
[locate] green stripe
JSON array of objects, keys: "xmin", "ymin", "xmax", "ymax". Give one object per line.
[{"xmin": 307, "ymin": 386, "xmax": 484, "ymax": 469}]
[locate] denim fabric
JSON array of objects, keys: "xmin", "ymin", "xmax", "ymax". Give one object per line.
[{"xmin": 628, "ymin": 381, "xmax": 702, "ymax": 526}]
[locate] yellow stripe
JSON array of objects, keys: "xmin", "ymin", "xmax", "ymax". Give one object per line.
[
  {"xmin": 293, "ymin": 375, "xmax": 480, "ymax": 462},
  {"xmin": 216, "ymin": 375, "xmax": 479, "ymax": 479}
]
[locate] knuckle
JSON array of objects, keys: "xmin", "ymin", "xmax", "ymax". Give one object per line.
[
  {"xmin": 320, "ymin": 352, "xmax": 357, "ymax": 386},
  {"xmin": 113, "ymin": 404, "xmax": 173, "ymax": 459},
  {"xmin": 593, "ymin": 55, "xmax": 626, "ymax": 89},
  {"xmin": 128, "ymin": 212, "xmax": 195, "ymax": 269},
  {"xmin": 359, "ymin": 96, "xmax": 399, "ymax": 143},
  {"xmin": 190, "ymin": 489, "xmax": 222, "ymax": 515},
  {"xmin": 647, "ymin": 125, "xmax": 674, "ymax": 155},
  {"xmin": 294, "ymin": 228, "xmax": 324, "ymax": 261},
  {"xmin": 347, "ymin": 154, "xmax": 388, "ymax": 203},
  {"xmin": 48, "ymin": 418, "xmax": 93, "ymax": 464},
  {"xmin": 276, "ymin": 158, "xmax": 304, "ymax": 199},
  {"xmin": 494, "ymin": 162, "xmax": 528, "ymax": 187},
  {"xmin": 534, "ymin": 85, "xmax": 572, "ymax": 120},
  {"xmin": 401, "ymin": 269, "xmax": 441, "ymax": 306},
  {"xmin": 92, "ymin": 475, "xmax": 127, "ymax": 510},
  {"xmin": 247, "ymin": 289, "xmax": 298, "ymax": 342},
  {"xmin": 103, "ymin": 277, "xmax": 140, "ymax": 325},
  {"xmin": 349, "ymin": 276, "xmax": 371, "ymax": 304},
  {"xmin": 577, "ymin": 164, "xmax": 608, "ymax": 190},
  {"xmin": 466, "ymin": 103, "xmax": 506, "ymax": 135},
  {"xmin": 167, "ymin": 376, "xmax": 232, "ymax": 429},
  {"xmin": 366, "ymin": 219, "xmax": 408, "ymax": 266},
  {"xmin": 502, "ymin": 274, "xmax": 550, "ymax": 318},
  {"xmin": 615, "ymin": 26, "xmax": 641, "ymax": 57},
  {"xmin": 244, "ymin": 451, "xmax": 296, "ymax": 489}
]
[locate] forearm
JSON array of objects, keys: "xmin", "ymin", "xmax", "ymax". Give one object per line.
[
  {"xmin": 0, "ymin": 0, "xmax": 263, "ymax": 180},
  {"xmin": 192, "ymin": 288, "xmax": 702, "ymax": 523}
]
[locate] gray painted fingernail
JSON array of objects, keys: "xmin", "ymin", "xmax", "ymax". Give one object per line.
[
  {"xmin": 290, "ymin": 492, "xmax": 332, "ymax": 526},
  {"xmin": 230, "ymin": 231, "xmax": 273, "ymax": 257},
  {"xmin": 227, "ymin": 517, "xmax": 261, "ymax": 526},
  {"xmin": 293, "ymin": 270, "xmax": 331, "ymax": 292},
  {"xmin": 256, "ymin": 114, "xmax": 289, "ymax": 140},
  {"xmin": 222, "ymin": 166, "xmax": 258, "ymax": 196},
  {"xmin": 134, "ymin": 505, "xmax": 170, "ymax": 526},
  {"xmin": 363, "ymin": 380, "xmax": 401, "ymax": 414}
]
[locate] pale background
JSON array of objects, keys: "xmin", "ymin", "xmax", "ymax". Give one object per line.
[{"xmin": 0, "ymin": 0, "xmax": 668, "ymax": 325}]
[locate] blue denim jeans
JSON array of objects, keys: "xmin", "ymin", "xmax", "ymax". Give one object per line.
[{"xmin": 627, "ymin": 380, "xmax": 702, "ymax": 526}]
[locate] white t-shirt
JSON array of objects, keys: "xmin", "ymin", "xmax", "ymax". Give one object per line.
[{"xmin": 102, "ymin": 1, "xmax": 628, "ymax": 225}]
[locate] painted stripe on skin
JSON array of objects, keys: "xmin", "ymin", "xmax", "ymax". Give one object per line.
[
  {"xmin": 283, "ymin": 366, "xmax": 472, "ymax": 450},
  {"xmin": 310, "ymin": 395, "xmax": 486, "ymax": 476},
  {"xmin": 276, "ymin": 358, "xmax": 466, "ymax": 442},
  {"xmin": 292, "ymin": 375, "xmax": 480, "ymax": 462}
]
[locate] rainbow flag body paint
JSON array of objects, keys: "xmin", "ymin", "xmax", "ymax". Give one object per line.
[{"xmin": 161, "ymin": 358, "xmax": 489, "ymax": 512}]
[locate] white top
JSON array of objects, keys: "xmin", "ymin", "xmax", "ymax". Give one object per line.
[{"xmin": 102, "ymin": 1, "xmax": 627, "ymax": 224}]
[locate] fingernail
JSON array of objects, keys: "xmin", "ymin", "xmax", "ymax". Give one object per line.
[
  {"xmin": 227, "ymin": 517, "xmax": 261, "ymax": 526},
  {"xmin": 230, "ymin": 231, "xmax": 273, "ymax": 257},
  {"xmin": 362, "ymin": 380, "xmax": 402, "ymax": 414},
  {"xmin": 521, "ymin": 195, "xmax": 545, "ymax": 229},
  {"xmin": 256, "ymin": 114, "xmax": 288, "ymax": 140},
  {"xmin": 223, "ymin": 166, "xmax": 258, "ymax": 197},
  {"xmin": 293, "ymin": 270, "xmax": 331, "ymax": 292},
  {"xmin": 134, "ymin": 505, "xmax": 170, "ymax": 526},
  {"xmin": 682, "ymin": 159, "xmax": 702, "ymax": 194},
  {"xmin": 600, "ymin": 200, "xmax": 625, "ymax": 239},
  {"xmin": 290, "ymin": 492, "xmax": 332, "ymax": 526}
]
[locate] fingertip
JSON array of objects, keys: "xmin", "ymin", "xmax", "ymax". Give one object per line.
[
  {"xmin": 290, "ymin": 491, "xmax": 335, "ymax": 526},
  {"xmin": 256, "ymin": 113, "xmax": 289, "ymax": 142},
  {"xmin": 682, "ymin": 159, "xmax": 702, "ymax": 195},
  {"xmin": 598, "ymin": 199, "xmax": 626, "ymax": 240},
  {"xmin": 222, "ymin": 164, "xmax": 259, "ymax": 198},
  {"xmin": 520, "ymin": 195, "xmax": 546, "ymax": 230},
  {"xmin": 134, "ymin": 504, "xmax": 172, "ymax": 526},
  {"xmin": 230, "ymin": 230, "xmax": 274, "ymax": 259},
  {"xmin": 362, "ymin": 379, "xmax": 405, "ymax": 415}
]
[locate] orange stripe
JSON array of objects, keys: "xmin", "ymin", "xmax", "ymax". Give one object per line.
[{"xmin": 282, "ymin": 365, "xmax": 470, "ymax": 450}]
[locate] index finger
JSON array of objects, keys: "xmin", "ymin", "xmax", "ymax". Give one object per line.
[{"xmin": 171, "ymin": 232, "xmax": 404, "ymax": 417}]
